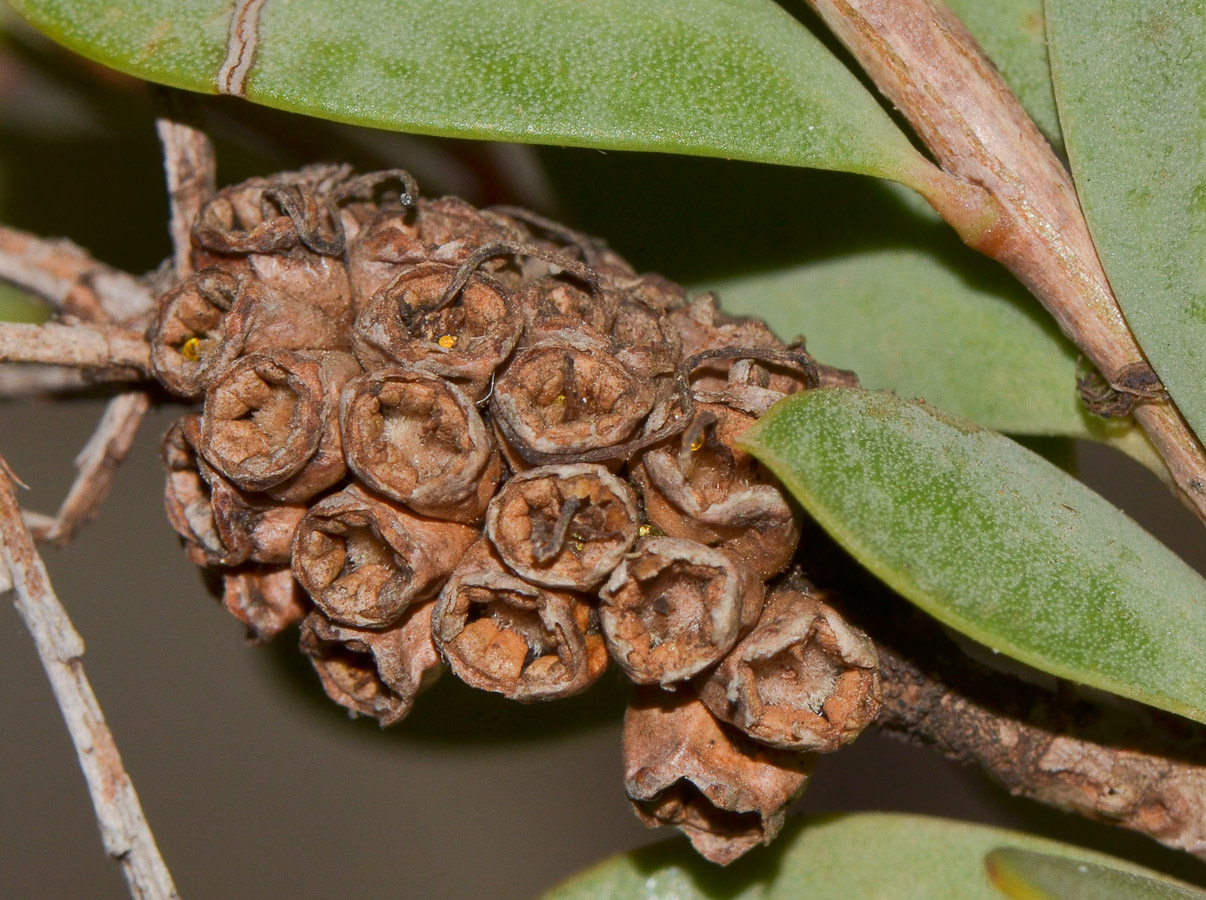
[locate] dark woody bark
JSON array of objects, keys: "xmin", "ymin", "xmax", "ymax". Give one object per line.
[
  {"xmin": 873, "ymin": 610, "xmax": 1206, "ymax": 860},
  {"xmin": 599, "ymin": 537, "xmax": 764, "ymax": 685},
  {"xmin": 623, "ymin": 685, "xmax": 815, "ymax": 866},
  {"xmin": 340, "ymin": 367, "xmax": 501, "ymax": 523},
  {"xmin": 432, "ymin": 540, "xmax": 608, "ymax": 702}
]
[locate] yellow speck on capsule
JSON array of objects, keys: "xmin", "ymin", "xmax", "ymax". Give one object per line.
[
  {"xmin": 437, "ymin": 333, "xmax": 458, "ymax": 349},
  {"xmin": 552, "ymin": 393, "xmax": 567, "ymax": 407},
  {"xmin": 689, "ymin": 434, "xmax": 706, "ymax": 452},
  {"xmin": 637, "ymin": 523, "xmax": 658, "ymax": 538},
  {"xmin": 180, "ymin": 336, "xmax": 202, "ymax": 362}
]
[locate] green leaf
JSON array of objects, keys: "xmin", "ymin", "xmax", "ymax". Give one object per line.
[
  {"xmin": 1046, "ymin": 0, "xmax": 1206, "ymax": 447},
  {"xmin": 540, "ymin": 813, "xmax": 1179, "ymax": 900},
  {"xmin": 7, "ymin": 0, "xmax": 930, "ymax": 185},
  {"xmin": 743, "ymin": 388, "xmax": 1206, "ymax": 725},
  {"xmin": 0, "ymin": 282, "xmax": 46, "ymax": 323},
  {"xmin": 706, "ymin": 247, "xmax": 1164, "ymax": 475},
  {"xmin": 986, "ymin": 847, "xmax": 1206, "ymax": 900},
  {"xmin": 945, "ymin": 0, "xmax": 1063, "ymax": 147}
]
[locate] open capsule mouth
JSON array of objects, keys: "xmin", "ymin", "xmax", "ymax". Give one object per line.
[{"xmin": 201, "ymin": 354, "xmax": 321, "ymax": 491}]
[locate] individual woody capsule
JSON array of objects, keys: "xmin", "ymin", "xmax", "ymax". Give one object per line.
[
  {"xmin": 192, "ymin": 165, "xmax": 350, "ymax": 261},
  {"xmin": 415, "ymin": 195, "xmax": 522, "ymax": 262},
  {"xmin": 623, "ymin": 686, "xmax": 814, "ymax": 865},
  {"xmin": 164, "ymin": 414, "xmax": 309, "ymax": 568},
  {"xmin": 599, "ymin": 537, "xmax": 764, "ymax": 685},
  {"xmin": 353, "ymin": 261, "xmax": 521, "ymax": 401},
  {"xmin": 150, "ymin": 269, "xmax": 349, "ymax": 399},
  {"xmin": 631, "ymin": 402, "xmax": 801, "ymax": 580},
  {"xmin": 345, "ymin": 207, "xmax": 425, "ymax": 307},
  {"xmin": 485, "ymin": 463, "xmax": 640, "ymax": 590},
  {"xmin": 696, "ymin": 586, "xmax": 881, "ymax": 752},
  {"xmin": 432, "ymin": 540, "xmax": 608, "ymax": 702},
  {"xmin": 199, "ymin": 350, "xmax": 360, "ymax": 502},
  {"xmin": 490, "ymin": 338, "xmax": 655, "ymax": 465},
  {"xmin": 220, "ymin": 567, "xmax": 310, "ymax": 643},
  {"xmin": 340, "ymin": 368, "xmax": 501, "ymax": 523},
  {"xmin": 291, "ymin": 484, "xmax": 478, "ymax": 628},
  {"xmin": 298, "ymin": 603, "xmax": 443, "ymax": 726}
]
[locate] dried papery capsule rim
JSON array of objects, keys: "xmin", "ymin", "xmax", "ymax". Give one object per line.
[
  {"xmin": 340, "ymin": 366, "xmax": 495, "ymax": 509},
  {"xmin": 485, "ymin": 462, "xmax": 641, "ymax": 590}
]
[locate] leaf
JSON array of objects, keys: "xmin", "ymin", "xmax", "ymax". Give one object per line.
[
  {"xmin": 0, "ymin": 282, "xmax": 47, "ymax": 323},
  {"xmin": 743, "ymin": 388, "xmax": 1206, "ymax": 725},
  {"xmin": 7, "ymin": 0, "xmax": 930, "ymax": 185},
  {"xmin": 1046, "ymin": 0, "xmax": 1206, "ymax": 447},
  {"xmin": 986, "ymin": 847, "xmax": 1206, "ymax": 900},
  {"xmin": 945, "ymin": 0, "xmax": 1063, "ymax": 147},
  {"xmin": 540, "ymin": 813, "xmax": 1181, "ymax": 900}
]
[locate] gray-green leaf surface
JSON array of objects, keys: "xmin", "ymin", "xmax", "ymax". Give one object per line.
[
  {"xmin": 986, "ymin": 847, "xmax": 1206, "ymax": 900},
  {"xmin": 1047, "ymin": 0, "xmax": 1206, "ymax": 447},
  {"xmin": 8, "ymin": 0, "xmax": 930, "ymax": 184},
  {"xmin": 743, "ymin": 388, "xmax": 1206, "ymax": 724},
  {"xmin": 541, "ymin": 813, "xmax": 1186, "ymax": 900}
]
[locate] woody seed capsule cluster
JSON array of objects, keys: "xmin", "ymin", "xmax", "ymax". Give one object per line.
[{"xmin": 151, "ymin": 165, "xmax": 881, "ymax": 864}]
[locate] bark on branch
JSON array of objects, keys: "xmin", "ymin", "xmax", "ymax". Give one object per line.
[
  {"xmin": 0, "ymin": 224, "xmax": 155, "ymax": 324},
  {"xmin": 867, "ymin": 601, "xmax": 1206, "ymax": 859},
  {"xmin": 0, "ymin": 320, "xmax": 151, "ymax": 378},
  {"xmin": 0, "ymin": 458, "xmax": 181, "ymax": 900},
  {"xmin": 154, "ymin": 93, "xmax": 216, "ymax": 281},
  {"xmin": 803, "ymin": 0, "xmax": 1206, "ymax": 522}
]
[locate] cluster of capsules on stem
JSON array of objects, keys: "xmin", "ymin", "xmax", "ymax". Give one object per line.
[{"xmin": 151, "ymin": 165, "xmax": 882, "ymax": 864}]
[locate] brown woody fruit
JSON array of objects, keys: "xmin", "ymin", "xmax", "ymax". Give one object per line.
[
  {"xmin": 491, "ymin": 338, "xmax": 654, "ymax": 464},
  {"xmin": 485, "ymin": 463, "xmax": 639, "ymax": 590},
  {"xmin": 220, "ymin": 567, "xmax": 309, "ymax": 643},
  {"xmin": 150, "ymin": 270, "xmax": 350, "ymax": 399},
  {"xmin": 432, "ymin": 540, "xmax": 607, "ymax": 702},
  {"xmin": 192, "ymin": 166, "xmax": 355, "ymax": 325},
  {"xmin": 697, "ymin": 584, "xmax": 881, "ymax": 752},
  {"xmin": 161, "ymin": 414, "xmax": 235, "ymax": 566},
  {"xmin": 631, "ymin": 400, "xmax": 801, "ymax": 580},
  {"xmin": 291, "ymin": 484, "xmax": 477, "ymax": 628},
  {"xmin": 352, "ymin": 261, "xmax": 521, "ymax": 400},
  {"xmin": 340, "ymin": 367, "xmax": 501, "ymax": 523},
  {"xmin": 199, "ymin": 349, "xmax": 360, "ymax": 502},
  {"xmin": 599, "ymin": 537, "xmax": 764, "ymax": 685},
  {"xmin": 623, "ymin": 686, "xmax": 814, "ymax": 865},
  {"xmin": 299, "ymin": 602, "xmax": 442, "ymax": 726}
]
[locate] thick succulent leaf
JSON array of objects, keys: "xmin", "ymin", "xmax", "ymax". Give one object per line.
[
  {"xmin": 944, "ymin": 0, "xmax": 1062, "ymax": 146},
  {"xmin": 986, "ymin": 847, "xmax": 1206, "ymax": 900},
  {"xmin": 540, "ymin": 813, "xmax": 1178, "ymax": 900},
  {"xmin": 0, "ymin": 282, "xmax": 46, "ymax": 323},
  {"xmin": 743, "ymin": 388, "xmax": 1206, "ymax": 724},
  {"xmin": 7, "ymin": 0, "xmax": 929, "ymax": 185},
  {"xmin": 712, "ymin": 250, "xmax": 1106, "ymax": 437},
  {"xmin": 1046, "ymin": 0, "xmax": 1206, "ymax": 447}
]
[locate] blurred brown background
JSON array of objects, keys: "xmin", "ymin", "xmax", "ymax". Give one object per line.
[{"xmin": 3, "ymin": 10, "xmax": 1206, "ymax": 898}]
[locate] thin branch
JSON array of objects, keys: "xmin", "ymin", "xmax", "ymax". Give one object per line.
[
  {"xmin": 875, "ymin": 631, "xmax": 1206, "ymax": 859},
  {"xmin": 24, "ymin": 391, "xmax": 151, "ymax": 546},
  {"xmin": 0, "ymin": 320, "xmax": 151, "ymax": 377},
  {"xmin": 0, "ymin": 224, "xmax": 155, "ymax": 324},
  {"xmin": 803, "ymin": 0, "xmax": 1206, "ymax": 522},
  {"xmin": 154, "ymin": 91, "xmax": 216, "ymax": 281},
  {"xmin": 0, "ymin": 457, "xmax": 181, "ymax": 900}
]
